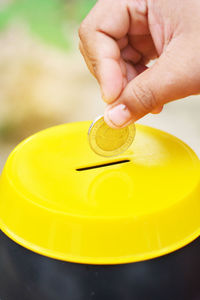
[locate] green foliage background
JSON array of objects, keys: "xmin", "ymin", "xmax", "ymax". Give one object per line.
[{"xmin": 0, "ymin": 0, "xmax": 97, "ymax": 49}]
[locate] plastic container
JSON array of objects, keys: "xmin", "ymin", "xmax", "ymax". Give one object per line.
[{"xmin": 0, "ymin": 121, "xmax": 200, "ymax": 300}]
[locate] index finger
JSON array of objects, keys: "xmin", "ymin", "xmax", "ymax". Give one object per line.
[{"xmin": 79, "ymin": 0, "xmax": 130, "ymax": 102}]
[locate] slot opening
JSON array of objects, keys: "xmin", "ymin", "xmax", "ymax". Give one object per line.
[{"xmin": 76, "ymin": 159, "xmax": 130, "ymax": 171}]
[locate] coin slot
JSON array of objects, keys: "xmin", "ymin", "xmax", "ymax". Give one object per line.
[{"xmin": 76, "ymin": 159, "xmax": 130, "ymax": 171}]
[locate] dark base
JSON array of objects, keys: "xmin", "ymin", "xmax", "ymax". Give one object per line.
[{"xmin": 0, "ymin": 231, "xmax": 200, "ymax": 300}]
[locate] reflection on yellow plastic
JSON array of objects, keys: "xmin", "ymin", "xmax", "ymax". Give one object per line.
[{"xmin": 0, "ymin": 121, "xmax": 200, "ymax": 264}]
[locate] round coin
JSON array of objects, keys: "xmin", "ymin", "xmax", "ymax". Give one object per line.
[{"xmin": 88, "ymin": 116, "xmax": 136, "ymax": 157}]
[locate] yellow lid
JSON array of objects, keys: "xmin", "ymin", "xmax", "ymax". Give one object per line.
[{"xmin": 0, "ymin": 121, "xmax": 200, "ymax": 264}]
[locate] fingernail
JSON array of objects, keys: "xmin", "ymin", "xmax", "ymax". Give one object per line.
[
  {"xmin": 100, "ymin": 88, "xmax": 107, "ymax": 102},
  {"xmin": 107, "ymin": 104, "xmax": 132, "ymax": 127},
  {"xmin": 101, "ymin": 87, "xmax": 115, "ymax": 103}
]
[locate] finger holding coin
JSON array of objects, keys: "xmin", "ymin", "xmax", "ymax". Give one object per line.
[{"xmin": 88, "ymin": 116, "xmax": 136, "ymax": 157}]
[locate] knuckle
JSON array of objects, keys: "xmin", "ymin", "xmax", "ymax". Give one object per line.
[
  {"xmin": 130, "ymin": 81, "xmax": 157, "ymax": 112},
  {"xmin": 78, "ymin": 21, "xmax": 88, "ymax": 40}
]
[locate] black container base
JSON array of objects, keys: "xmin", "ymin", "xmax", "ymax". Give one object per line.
[{"xmin": 0, "ymin": 231, "xmax": 200, "ymax": 300}]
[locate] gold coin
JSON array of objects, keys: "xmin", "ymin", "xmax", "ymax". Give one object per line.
[{"xmin": 88, "ymin": 116, "xmax": 136, "ymax": 157}]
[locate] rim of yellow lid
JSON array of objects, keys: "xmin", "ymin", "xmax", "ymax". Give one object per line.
[{"xmin": 0, "ymin": 121, "xmax": 200, "ymax": 264}]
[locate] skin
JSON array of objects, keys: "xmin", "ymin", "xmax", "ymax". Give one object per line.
[{"xmin": 79, "ymin": 0, "xmax": 200, "ymax": 128}]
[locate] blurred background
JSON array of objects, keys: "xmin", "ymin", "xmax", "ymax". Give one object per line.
[{"xmin": 0, "ymin": 0, "xmax": 200, "ymax": 171}]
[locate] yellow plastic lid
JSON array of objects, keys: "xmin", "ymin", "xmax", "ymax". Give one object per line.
[{"xmin": 0, "ymin": 121, "xmax": 200, "ymax": 264}]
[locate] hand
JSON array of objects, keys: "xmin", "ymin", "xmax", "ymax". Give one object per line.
[{"xmin": 79, "ymin": 0, "xmax": 200, "ymax": 128}]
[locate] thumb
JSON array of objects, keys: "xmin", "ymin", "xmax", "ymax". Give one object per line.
[{"xmin": 104, "ymin": 43, "xmax": 197, "ymax": 128}]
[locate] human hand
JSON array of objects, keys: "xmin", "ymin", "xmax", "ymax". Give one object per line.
[{"xmin": 79, "ymin": 0, "xmax": 200, "ymax": 128}]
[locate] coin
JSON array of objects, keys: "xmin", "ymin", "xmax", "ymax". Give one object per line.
[{"xmin": 88, "ymin": 116, "xmax": 136, "ymax": 157}]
